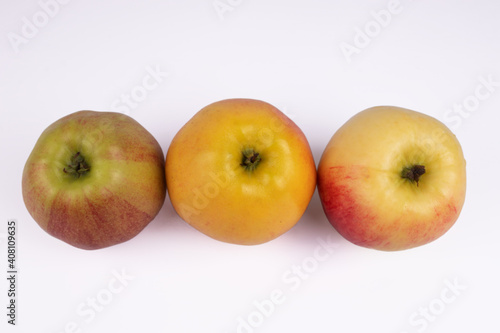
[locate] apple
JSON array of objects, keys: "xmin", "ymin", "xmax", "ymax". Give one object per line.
[
  {"xmin": 165, "ymin": 98, "xmax": 316, "ymax": 245},
  {"xmin": 317, "ymin": 106, "xmax": 466, "ymax": 251},
  {"xmin": 22, "ymin": 111, "xmax": 166, "ymax": 250}
]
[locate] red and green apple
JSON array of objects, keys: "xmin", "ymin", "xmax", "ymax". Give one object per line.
[
  {"xmin": 318, "ymin": 106, "xmax": 466, "ymax": 251},
  {"xmin": 22, "ymin": 111, "xmax": 166, "ymax": 250}
]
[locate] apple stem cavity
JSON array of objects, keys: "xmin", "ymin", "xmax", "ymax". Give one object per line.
[
  {"xmin": 241, "ymin": 148, "xmax": 262, "ymax": 172},
  {"xmin": 401, "ymin": 164, "xmax": 426, "ymax": 186},
  {"xmin": 63, "ymin": 152, "xmax": 90, "ymax": 178}
]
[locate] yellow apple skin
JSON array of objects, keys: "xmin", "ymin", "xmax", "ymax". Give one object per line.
[
  {"xmin": 166, "ymin": 99, "xmax": 316, "ymax": 245},
  {"xmin": 318, "ymin": 106, "xmax": 466, "ymax": 251}
]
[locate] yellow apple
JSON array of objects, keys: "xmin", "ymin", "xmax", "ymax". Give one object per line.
[
  {"xmin": 317, "ymin": 106, "xmax": 466, "ymax": 251},
  {"xmin": 166, "ymin": 99, "xmax": 316, "ymax": 245}
]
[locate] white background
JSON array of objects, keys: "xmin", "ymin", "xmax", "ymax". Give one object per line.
[{"xmin": 1, "ymin": 0, "xmax": 500, "ymax": 332}]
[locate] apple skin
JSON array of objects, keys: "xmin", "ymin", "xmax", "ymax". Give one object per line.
[
  {"xmin": 317, "ymin": 106, "xmax": 466, "ymax": 251},
  {"xmin": 165, "ymin": 98, "xmax": 316, "ymax": 245},
  {"xmin": 22, "ymin": 111, "xmax": 166, "ymax": 250}
]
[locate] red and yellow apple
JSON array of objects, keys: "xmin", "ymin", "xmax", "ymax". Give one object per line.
[
  {"xmin": 165, "ymin": 98, "xmax": 316, "ymax": 245},
  {"xmin": 22, "ymin": 111, "xmax": 166, "ymax": 250},
  {"xmin": 318, "ymin": 106, "xmax": 466, "ymax": 251}
]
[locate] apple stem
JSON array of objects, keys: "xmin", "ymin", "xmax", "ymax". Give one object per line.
[
  {"xmin": 401, "ymin": 164, "xmax": 426, "ymax": 185},
  {"xmin": 240, "ymin": 148, "xmax": 262, "ymax": 172},
  {"xmin": 63, "ymin": 152, "xmax": 90, "ymax": 178}
]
